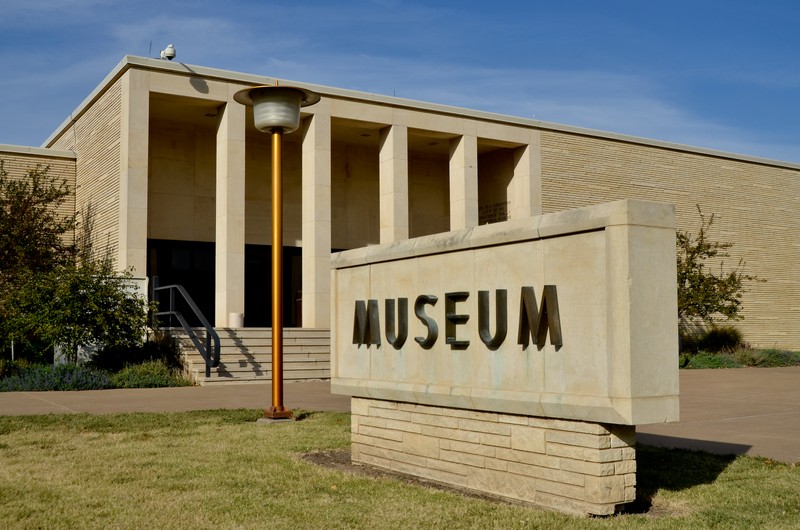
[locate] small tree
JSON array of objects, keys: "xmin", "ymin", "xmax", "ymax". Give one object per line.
[
  {"xmin": 0, "ymin": 162, "xmax": 148, "ymax": 362},
  {"xmin": 676, "ymin": 206, "xmax": 759, "ymax": 326}
]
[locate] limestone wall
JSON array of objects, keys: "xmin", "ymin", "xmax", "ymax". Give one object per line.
[
  {"xmin": 540, "ymin": 131, "xmax": 800, "ymax": 349},
  {"xmin": 49, "ymin": 81, "xmax": 122, "ymax": 262},
  {"xmin": 0, "ymin": 146, "xmax": 76, "ymax": 243}
]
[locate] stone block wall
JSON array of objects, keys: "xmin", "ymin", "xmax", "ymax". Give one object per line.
[
  {"xmin": 540, "ymin": 130, "xmax": 800, "ymax": 349},
  {"xmin": 351, "ymin": 397, "xmax": 636, "ymax": 516},
  {"xmin": 50, "ymin": 80, "xmax": 122, "ymax": 263},
  {"xmin": 0, "ymin": 147, "xmax": 77, "ymax": 243}
]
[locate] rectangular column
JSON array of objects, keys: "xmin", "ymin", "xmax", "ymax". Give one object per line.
[
  {"xmin": 215, "ymin": 97, "xmax": 246, "ymax": 327},
  {"xmin": 379, "ymin": 125, "xmax": 409, "ymax": 243},
  {"xmin": 449, "ymin": 134, "xmax": 478, "ymax": 230},
  {"xmin": 118, "ymin": 69, "xmax": 149, "ymax": 276},
  {"xmin": 301, "ymin": 104, "xmax": 332, "ymax": 328},
  {"xmin": 510, "ymin": 131, "xmax": 543, "ymax": 219}
]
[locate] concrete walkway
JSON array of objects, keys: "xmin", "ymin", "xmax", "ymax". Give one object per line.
[
  {"xmin": 637, "ymin": 366, "xmax": 800, "ymax": 464},
  {"xmin": 0, "ymin": 381, "xmax": 350, "ymax": 415},
  {"xmin": 1, "ymin": 367, "xmax": 798, "ymax": 463}
]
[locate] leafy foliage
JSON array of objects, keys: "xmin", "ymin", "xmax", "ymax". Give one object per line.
[
  {"xmin": 88, "ymin": 330, "xmax": 183, "ymax": 373},
  {"xmin": 676, "ymin": 205, "xmax": 759, "ymax": 325},
  {"xmin": 0, "ymin": 359, "xmax": 31, "ymax": 379},
  {"xmin": 733, "ymin": 348, "xmax": 800, "ymax": 368},
  {"xmin": 110, "ymin": 360, "xmax": 189, "ymax": 389},
  {"xmin": 0, "ymin": 363, "xmax": 113, "ymax": 391},
  {"xmin": 0, "ymin": 161, "xmax": 76, "ymax": 280},
  {"xmin": 0, "ymin": 360, "xmax": 189, "ymax": 391},
  {"xmin": 683, "ymin": 352, "xmax": 743, "ymax": 369},
  {"xmin": 682, "ymin": 325, "xmax": 744, "ymax": 354},
  {"xmin": 679, "ymin": 347, "xmax": 800, "ymax": 369},
  {"xmin": 0, "ymin": 161, "xmax": 149, "ymax": 362}
]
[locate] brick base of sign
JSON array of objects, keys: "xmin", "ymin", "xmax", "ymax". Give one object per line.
[{"xmin": 350, "ymin": 397, "xmax": 637, "ymax": 516}]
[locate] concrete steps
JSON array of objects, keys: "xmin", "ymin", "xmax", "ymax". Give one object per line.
[{"xmin": 167, "ymin": 327, "xmax": 331, "ymax": 386}]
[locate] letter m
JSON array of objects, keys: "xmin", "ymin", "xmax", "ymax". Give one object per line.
[
  {"xmin": 353, "ymin": 299, "xmax": 381, "ymax": 347},
  {"xmin": 518, "ymin": 286, "xmax": 563, "ymax": 349}
]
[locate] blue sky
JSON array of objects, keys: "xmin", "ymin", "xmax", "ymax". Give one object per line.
[{"xmin": 1, "ymin": 0, "xmax": 799, "ymax": 163}]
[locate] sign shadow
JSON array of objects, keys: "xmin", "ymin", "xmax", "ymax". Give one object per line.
[{"xmin": 625, "ymin": 435, "xmax": 750, "ymax": 513}]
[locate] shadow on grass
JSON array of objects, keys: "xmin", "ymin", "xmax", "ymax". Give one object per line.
[{"xmin": 627, "ymin": 439, "xmax": 743, "ymax": 513}]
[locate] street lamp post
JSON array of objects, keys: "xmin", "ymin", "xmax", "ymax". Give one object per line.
[{"xmin": 234, "ymin": 84, "xmax": 320, "ymax": 420}]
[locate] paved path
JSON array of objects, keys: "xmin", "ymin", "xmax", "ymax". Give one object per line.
[
  {"xmin": 1, "ymin": 367, "xmax": 798, "ymax": 463},
  {"xmin": 637, "ymin": 366, "xmax": 800, "ymax": 463},
  {"xmin": 0, "ymin": 381, "xmax": 350, "ymax": 415}
]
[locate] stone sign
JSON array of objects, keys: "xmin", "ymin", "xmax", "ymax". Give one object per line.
[{"xmin": 330, "ymin": 199, "xmax": 679, "ymax": 515}]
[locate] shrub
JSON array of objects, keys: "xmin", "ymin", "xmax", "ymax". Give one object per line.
[
  {"xmin": 0, "ymin": 164, "xmax": 150, "ymax": 363},
  {"xmin": 0, "ymin": 358, "xmax": 31, "ymax": 379},
  {"xmin": 0, "ymin": 363, "xmax": 113, "ymax": 391},
  {"xmin": 679, "ymin": 331, "xmax": 702, "ymax": 354},
  {"xmin": 89, "ymin": 331, "xmax": 183, "ymax": 373},
  {"xmin": 110, "ymin": 360, "xmax": 190, "ymax": 389},
  {"xmin": 734, "ymin": 348, "xmax": 800, "ymax": 368},
  {"xmin": 698, "ymin": 325, "xmax": 744, "ymax": 353},
  {"xmin": 684, "ymin": 352, "xmax": 742, "ymax": 369},
  {"xmin": 678, "ymin": 352, "xmax": 692, "ymax": 368},
  {"xmin": 677, "ymin": 206, "xmax": 759, "ymax": 326}
]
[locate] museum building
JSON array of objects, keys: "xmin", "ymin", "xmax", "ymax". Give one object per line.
[{"xmin": 1, "ymin": 55, "xmax": 798, "ymax": 351}]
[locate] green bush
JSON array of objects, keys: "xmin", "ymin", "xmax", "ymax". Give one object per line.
[
  {"xmin": 680, "ymin": 325, "xmax": 744, "ymax": 354},
  {"xmin": 0, "ymin": 363, "xmax": 113, "ymax": 391},
  {"xmin": 699, "ymin": 325, "xmax": 744, "ymax": 353},
  {"xmin": 679, "ymin": 331, "xmax": 702, "ymax": 354},
  {"xmin": 684, "ymin": 352, "xmax": 742, "ymax": 369},
  {"xmin": 89, "ymin": 331, "xmax": 183, "ymax": 373},
  {"xmin": 110, "ymin": 360, "xmax": 190, "ymax": 389},
  {"xmin": 734, "ymin": 348, "xmax": 800, "ymax": 368},
  {"xmin": 677, "ymin": 206, "xmax": 759, "ymax": 325},
  {"xmin": 681, "ymin": 347, "xmax": 800, "ymax": 369},
  {"xmin": 0, "ymin": 358, "xmax": 31, "ymax": 379}
]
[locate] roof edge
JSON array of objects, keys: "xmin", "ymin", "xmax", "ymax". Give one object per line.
[
  {"xmin": 1, "ymin": 143, "xmax": 76, "ymax": 159},
  {"xmin": 44, "ymin": 55, "xmax": 800, "ymax": 171},
  {"xmin": 43, "ymin": 56, "xmax": 132, "ymax": 148}
]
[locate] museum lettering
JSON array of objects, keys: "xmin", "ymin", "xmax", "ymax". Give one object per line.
[{"xmin": 352, "ymin": 286, "xmax": 563, "ymax": 351}]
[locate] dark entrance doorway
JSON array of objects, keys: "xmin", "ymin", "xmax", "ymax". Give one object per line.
[
  {"xmin": 244, "ymin": 243, "xmax": 302, "ymax": 327},
  {"xmin": 148, "ymin": 239, "xmax": 302, "ymax": 327}
]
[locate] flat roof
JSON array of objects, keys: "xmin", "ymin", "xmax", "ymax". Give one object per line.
[
  {"xmin": 45, "ymin": 55, "xmax": 800, "ymax": 172},
  {"xmin": 0, "ymin": 143, "xmax": 75, "ymax": 159}
]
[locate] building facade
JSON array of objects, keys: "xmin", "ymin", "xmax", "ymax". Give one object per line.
[{"xmin": 1, "ymin": 55, "xmax": 797, "ymax": 348}]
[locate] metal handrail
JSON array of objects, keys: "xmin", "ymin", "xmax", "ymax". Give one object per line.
[{"xmin": 151, "ymin": 277, "xmax": 220, "ymax": 378}]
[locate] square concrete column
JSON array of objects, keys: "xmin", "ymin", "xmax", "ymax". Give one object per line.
[
  {"xmin": 118, "ymin": 69, "xmax": 149, "ymax": 277},
  {"xmin": 215, "ymin": 97, "xmax": 246, "ymax": 327},
  {"xmin": 301, "ymin": 104, "xmax": 332, "ymax": 328},
  {"xmin": 510, "ymin": 132, "xmax": 543, "ymax": 219},
  {"xmin": 379, "ymin": 125, "xmax": 409, "ymax": 243},
  {"xmin": 449, "ymin": 134, "xmax": 479, "ymax": 230}
]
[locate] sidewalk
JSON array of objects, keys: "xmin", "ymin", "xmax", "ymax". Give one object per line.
[
  {"xmin": 637, "ymin": 366, "xmax": 800, "ymax": 463},
  {"xmin": 1, "ymin": 367, "xmax": 798, "ymax": 463},
  {"xmin": 0, "ymin": 381, "xmax": 350, "ymax": 415}
]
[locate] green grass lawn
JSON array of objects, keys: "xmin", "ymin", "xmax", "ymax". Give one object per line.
[{"xmin": 0, "ymin": 410, "xmax": 798, "ymax": 529}]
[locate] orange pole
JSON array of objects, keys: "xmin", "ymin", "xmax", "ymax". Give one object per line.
[{"xmin": 266, "ymin": 128, "xmax": 291, "ymax": 419}]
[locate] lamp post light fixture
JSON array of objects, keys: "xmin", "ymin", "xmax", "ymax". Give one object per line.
[{"xmin": 234, "ymin": 84, "xmax": 320, "ymax": 420}]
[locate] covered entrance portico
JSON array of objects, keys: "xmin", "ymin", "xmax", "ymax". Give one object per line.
[{"xmin": 112, "ymin": 58, "xmax": 542, "ymax": 329}]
